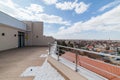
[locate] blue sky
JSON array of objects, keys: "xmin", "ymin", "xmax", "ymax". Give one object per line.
[{"xmin": 0, "ymin": 0, "xmax": 120, "ymax": 40}]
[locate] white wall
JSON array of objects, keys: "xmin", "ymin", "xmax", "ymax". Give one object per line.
[
  {"xmin": 33, "ymin": 22, "xmax": 43, "ymax": 36},
  {"xmin": 32, "ymin": 22, "xmax": 43, "ymax": 45},
  {"xmin": 38, "ymin": 36, "xmax": 55, "ymax": 46},
  {"xmin": 0, "ymin": 12, "xmax": 54, "ymax": 51},
  {"xmin": 0, "ymin": 11, "xmax": 26, "ymax": 30},
  {"xmin": 32, "ymin": 22, "xmax": 54, "ymax": 46},
  {"xmin": 23, "ymin": 21, "xmax": 33, "ymax": 46},
  {"xmin": 24, "ymin": 21, "xmax": 54, "ymax": 46},
  {"xmin": 0, "ymin": 25, "xmax": 18, "ymax": 51}
]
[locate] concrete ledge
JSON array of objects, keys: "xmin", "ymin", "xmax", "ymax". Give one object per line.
[{"xmin": 48, "ymin": 56, "xmax": 87, "ymax": 80}]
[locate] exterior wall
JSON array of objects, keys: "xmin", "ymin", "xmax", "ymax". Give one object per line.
[
  {"xmin": 38, "ymin": 36, "xmax": 55, "ymax": 46},
  {"xmin": 0, "ymin": 25, "xmax": 19, "ymax": 51},
  {"xmin": 23, "ymin": 21, "xmax": 43, "ymax": 46},
  {"xmin": 32, "ymin": 22, "xmax": 54, "ymax": 46},
  {"xmin": 24, "ymin": 21, "xmax": 54, "ymax": 46},
  {"xmin": 32, "ymin": 22, "xmax": 43, "ymax": 46},
  {"xmin": 0, "ymin": 12, "xmax": 54, "ymax": 51},
  {"xmin": 23, "ymin": 21, "xmax": 33, "ymax": 46},
  {"xmin": 33, "ymin": 22, "xmax": 43, "ymax": 36},
  {"xmin": 0, "ymin": 11, "xmax": 26, "ymax": 30}
]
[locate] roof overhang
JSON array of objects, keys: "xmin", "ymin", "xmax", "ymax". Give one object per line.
[{"xmin": 0, "ymin": 11, "xmax": 26, "ymax": 31}]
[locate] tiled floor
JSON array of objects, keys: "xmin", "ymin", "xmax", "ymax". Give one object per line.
[{"xmin": 0, "ymin": 47, "xmax": 48, "ymax": 80}]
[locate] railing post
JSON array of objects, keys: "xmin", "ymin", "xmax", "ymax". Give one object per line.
[
  {"xmin": 48, "ymin": 43, "xmax": 51, "ymax": 55},
  {"xmin": 57, "ymin": 46, "xmax": 60, "ymax": 61},
  {"xmin": 75, "ymin": 52, "xmax": 78, "ymax": 72}
]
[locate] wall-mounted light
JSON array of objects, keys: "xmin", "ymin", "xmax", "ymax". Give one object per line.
[
  {"xmin": 2, "ymin": 33, "xmax": 5, "ymax": 36},
  {"xmin": 14, "ymin": 34, "xmax": 16, "ymax": 37},
  {"xmin": 36, "ymin": 35, "xmax": 38, "ymax": 38}
]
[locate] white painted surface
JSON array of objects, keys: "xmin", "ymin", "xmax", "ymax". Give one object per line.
[
  {"xmin": 0, "ymin": 25, "xmax": 18, "ymax": 51},
  {"xmin": 21, "ymin": 60, "xmax": 65, "ymax": 80},
  {"xmin": 0, "ymin": 11, "xmax": 26, "ymax": 30},
  {"xmin": 40, "ymin": 54, "xmax": 48, "ymax": 57}
]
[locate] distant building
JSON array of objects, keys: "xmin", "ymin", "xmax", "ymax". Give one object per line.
[{"xmin": 0, "ymin": 11, "xmax": 54, "ymax": 51}]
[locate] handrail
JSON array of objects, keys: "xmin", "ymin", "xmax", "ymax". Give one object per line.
[
  {"xmin": 49, "ymin": 43, "xmax": 120, "ymax": 80},
  {"xmin": 50, "ymin": 43, "xmax": 120, "ymax": 58}
]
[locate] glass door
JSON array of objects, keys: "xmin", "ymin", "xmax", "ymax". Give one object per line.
[{"xmin": 18, "ymin": 32, "xmax": 25, "ymax": 47}]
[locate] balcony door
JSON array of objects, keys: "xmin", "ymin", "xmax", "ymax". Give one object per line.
[{"xmin": 18, "ymin": 32, "xmax": 25, "ymax": 47}]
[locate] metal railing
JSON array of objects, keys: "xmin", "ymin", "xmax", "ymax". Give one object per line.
[{"xmin": 48, "ymin": 42, "xmax": 120, "ymax": 80}]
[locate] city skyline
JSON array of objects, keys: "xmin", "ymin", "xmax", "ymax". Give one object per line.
[{"xmin": 0, "ymin": 0, "xmax": 120, "ymax": 40}]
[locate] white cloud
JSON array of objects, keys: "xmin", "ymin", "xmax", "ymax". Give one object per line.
[
  {"xmin": 43, "ymin": 0, "xmax": 57, "ymax": 5},
  {"xmin": 43, "ymin": 0, "xmax": 89, "ymax": 14},
  {"xmin": 99, "ymin": 0, "xmax": 120, "ymax": 11},
  {"xmin": 55, "ymin": 1, "xmax": 89, "ymax": 14},
  {"xmin": 0, "ymin": 0, "xmax": 70, "ymax": 25},
  {"xmin": 59, "ymin": 26, "xmax": 66, "ymax": 31},
  {"xmin": 36, "ymin": 14, "xmax": 70, "ymax": 25},
  {"xmin": 26, "ymin": 4, "xmax": 44, "ymax": 13},
  {"xmin": 56, "ymin": 1, "xmax": 75, "ymax": 10},
  {"xmin": 55, "ymin": 5, "xmax": 120, "ymax": 38},
  {"xmin": 75, "ymin": 2, "xmax": 89, "ymax": 14}
]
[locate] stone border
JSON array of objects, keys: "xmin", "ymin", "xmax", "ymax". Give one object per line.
[{"xmin": 47, "ymin": 56, "xmax": 87, "ymax": 80}]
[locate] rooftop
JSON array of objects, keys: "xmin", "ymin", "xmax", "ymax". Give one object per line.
[{"xmin": 0, "ymin": 47, "xmax": 47, "ymax": 80}]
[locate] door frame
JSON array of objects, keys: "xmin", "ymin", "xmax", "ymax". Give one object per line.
[{"xmin": 18, "ymin": 31, "xmax": 25, "ymax": 47}]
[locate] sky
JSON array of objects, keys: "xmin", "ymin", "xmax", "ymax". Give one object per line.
[{"xmin": 0, "ymin": 0, "xmax": 120, "ymax": 40}]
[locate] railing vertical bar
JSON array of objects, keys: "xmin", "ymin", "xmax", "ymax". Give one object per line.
[
  {"xmin": 57, "ymin": 46, "xmax": 60, "ymax": 61},
  {"xmin": 75, "ymin": 52, "xmax": 78, "ymax": 72},
  {"xmin": 48, "ymin": 43, "xmax": 51, "ymax": 55}
]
